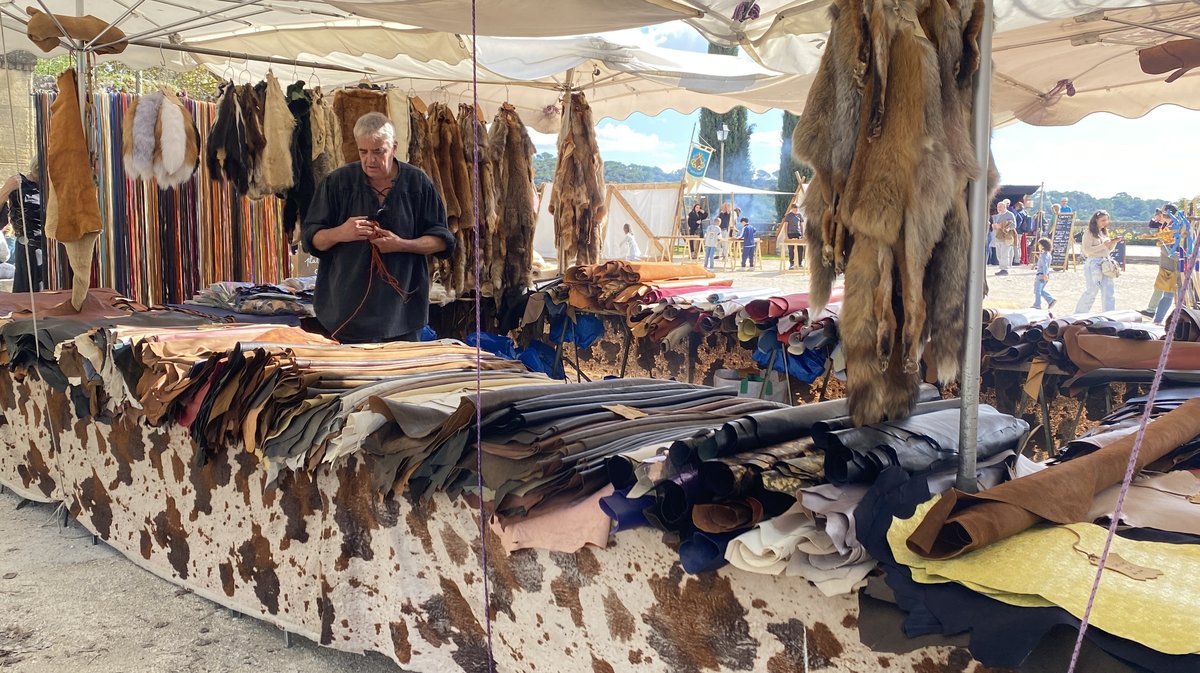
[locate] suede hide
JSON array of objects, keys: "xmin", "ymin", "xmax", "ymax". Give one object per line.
[
  {"xmin": 333, "ymin": 88, "xmax": 388, "ymax": 165},
  {"xmin": 792, "ymin": 0, "xmax": 994, "ymax": 426},
  {"xmin": 45, "ymin": 68, "xmax": 103, "ymax": 244},
  {"xmin": 387, "ymin": 90, "xmax": 412, "ymax": 163},
  {"xmin": 550, "ymin": 91, "xmax": 607, "ymax": 269},
  {"xmin": 25, "ymin": 6, "xmax": 126, "ymax": 54},
  {"xmin": 489, "ymin": 104, "xmax": 537, "ymax": 297}
]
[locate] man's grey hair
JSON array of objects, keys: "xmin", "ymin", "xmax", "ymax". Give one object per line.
[{"xmin": 353, "ymin": 112, "xmax": 396, "ymax": 146}]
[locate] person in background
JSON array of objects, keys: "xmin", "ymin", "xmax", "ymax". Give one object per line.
[
  {"xmin": 739, "ymin": 217, "xmax": 757, "ymax": 270},
  {"xmin": 0, "ymin": 225, "xmax": 12, "ymax": 282},
  {"xmin": 1032, "ymin": 238, "xmax": 1056, "ymax": 310},
  {"xmin": 703, "ymin": 218, "xmax": 721, "ymax": 271},
  {"xmin": 1152, "ymin": 204, "xmax": 1193, "ymax": 324},
  {"xmin": 0, "ymin": 156, "xmax": 46, "ymax": 292},
  {"xmin": 783, "ymin": 203, "xmax": 805, "ymax": 269},
  {"xmin": 1074, "ymin": 209, "xmax": 1119, "ymax": 313},
  {"xmin": 1142, "ymin": 208, "xmax": 1176, "ymax": 318},
  {"xmin": 686, "ymin": 203, "xmax": 707, "ymax": 259},
  {"xmin": 990, "ymin": 199, "xmax": 1017, "ymax": 276},
  {"xmin": 619, "ymin": 222, "xmax": 641, "ymax": 261},
  {"xmin": 716, "ymin": 202, "xmax": 733, "ymax": 232},
  {"xmin": 1059, "ymin": 197, "xmax": 1073, "ymax": 214},
  {"xmin": 1013, "ymin": 199, "xmax": 1031, "ymax": 265}
]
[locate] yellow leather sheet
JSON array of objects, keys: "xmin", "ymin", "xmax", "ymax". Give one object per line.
[{"xmin": 890, "ymin": 497, "xmax": 1200, "ymax": 655}]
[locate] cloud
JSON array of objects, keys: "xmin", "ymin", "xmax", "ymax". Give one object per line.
[
  {"xmin": 751, "ymin": 132, "xmax": 782, "ymax": 147},
  {"xmin": 526, "ymin": 128, "xmax": 558, "ymax": 149},
  {"xmin": 595, "ymin": 122, "xmax": 675, "ymax": 152},
  {"xmin": 601, "ymin": 21, "xmax": 706, "ymax": 51}
]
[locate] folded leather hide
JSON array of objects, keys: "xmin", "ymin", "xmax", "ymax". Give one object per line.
[
  {"xmin": 25, "ymin": 6, "xmax": 126, "ymax": 54},
  {"xmin": 1139, "ymin": 37, "xmax": 1200, "ymax": 83},
  {"xmin": 907, "ymin": 397, "xmax": 1200, "ymax": 559}
]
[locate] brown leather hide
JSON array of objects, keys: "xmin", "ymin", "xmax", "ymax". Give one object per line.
[
  {"xmin": 45, "ymin": 68, "xmax": 103, "ymax": 244},
  {"xmin": 25, "ymin": 6, "xmax": 127, "ymax": 54},
  {"xmin": 1139, "ymin": 38, "xmax": 1200, "ymax": 83},
  {"xmin": 333, "ymin": 88, "xmax": 388, "ymax": 165}
]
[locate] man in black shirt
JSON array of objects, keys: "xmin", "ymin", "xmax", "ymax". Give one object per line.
[
  {"xmin": 783, "ymin": 203, "xmax": 805, "ymax": 269},
  {"xmin": 301, "ymin": 112, "xmax": 455, "ymax": 343}
]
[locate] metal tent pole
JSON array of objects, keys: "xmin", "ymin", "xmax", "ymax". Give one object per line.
[{"xmin": 956, "ymin": 1, "xmax": 995, "ymax": 494}]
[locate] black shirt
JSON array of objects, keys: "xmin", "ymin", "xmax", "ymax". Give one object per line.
[
  {"xmin": 716, "ymin": 211, "xmax": 732, "ymax": 230},
  {"xmin": 301, "ymin": 160, "xmax": 455, "ymax": 342},
  {"xmin": 686, "ymin": 209, "xmax": 708, "ymax": 235}
]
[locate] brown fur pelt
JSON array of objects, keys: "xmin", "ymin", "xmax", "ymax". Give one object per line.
[
  {"xmin": 791, "ymin": 0, "xmax": 988, "ymax": 425},
  {"xmin": 458, "ymin": 104, "xmax": 499, "ymax": 297},
  {"xmin": 428, "ymin": 103, "xmax": 473, "ymax": 296},
  {"xmin": 408, "ymin": 105, "xmax": 451, "ymax": 292},
  {"xmin": 550, "ymin": 92, "xmax": 607, "ymax": 269},
  {"xmin": 310, "ymin": 89, "xmax": 341, "ymax": 186},
  {"xmin": 237, "ymin": 84, "xmax": 267, "ymax": 188},
  {"xmin": 247, "ymin": 72, "xmax": 296, "ymax": 199},
  {"xmin": 332, "ymin": 88, "xmax": 388, "ymax": 165},
  {"xmin": 489, "ymin": 104, "xmax": 537, "ymax": 296}
]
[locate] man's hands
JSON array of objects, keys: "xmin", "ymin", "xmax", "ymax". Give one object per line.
[{"xmin": 312, "ymin": 216, "xmax": 412, "ymax": 252}]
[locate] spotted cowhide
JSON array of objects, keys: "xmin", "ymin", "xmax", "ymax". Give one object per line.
[{"xmin": 0, "ymin": 371, "xmax": 972, "ymax": 673}]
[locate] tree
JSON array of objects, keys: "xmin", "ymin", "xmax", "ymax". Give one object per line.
[
  {"xmin": 698, "ymin": 43, "xmax": 754, "ymax": 191},
  {"xmin": 34, "ymin": 54, "xmax": 223, "ymax": 100},
  {"xmin": 775, "ymin": 111, "xmax": 812, "ymax": 220},
  {"xmin": 533, "ymin": 152, "xmax": 557, "ymax": 185}
]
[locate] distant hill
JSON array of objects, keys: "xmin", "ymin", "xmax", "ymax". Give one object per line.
[{"xmin": 1037, "ymin": 190, "xmax": 1170, "ymax": 222}]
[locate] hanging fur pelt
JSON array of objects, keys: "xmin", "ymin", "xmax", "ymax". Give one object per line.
[
  {"xmin": 792, "ymin": 0, "xmax": 995, "ymax": 426},
  {"xmin": 310, "ymin": 89, "xmax": 341, "ymax": 186},
  {"xmin": 458, "ymin": 104, "xmax": 499, "ymax": 297},
  {"xmin": 409, "ymin": 104, "xmax": 451, "ymax": 293},
  {"xmin": 550, "ymin": 91, "xmax": 606, "ymax": 269},
  {"xmin": 205, "ymin": 82, "xmax": 250, "ymax": 194},
  {"xmin": 333, "ymin": 87, "xmax": 388, "ymax": 164},
  {"xmin": 247, "ymin": 72, "xmax": 295, "ymax": 199},
  {"xmin": 489, "ymin": 104, "xmax": 537, "ymax": 297},
  {"xmin": 121, "ymin": 90, "xmax": 198, "ymax": 188}
]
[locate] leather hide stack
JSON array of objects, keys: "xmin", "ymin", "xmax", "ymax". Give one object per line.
[
  {"xmin": 793, "ymin": 0, "xmax": 996, "ymax": 426},
  {"xmin": 488, "ymin": 104, "xmax": 537, "ymax": 300},
  {"xmin": 550, "ymin": 91, "xmax": 607, "ymax": 270},
  {"xmin": 120, "ymin": 89, "xmax": 200, "ymax": 189}
]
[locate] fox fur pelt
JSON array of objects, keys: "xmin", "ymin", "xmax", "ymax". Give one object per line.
[
  {"xmin": 122, "ymin": 90, "xmax": 199, "ymax": 188},
  {"xmin": 550, "ymin": 91, "xmax": 606, "ymax": 269},
  {"xmin": 247, "ymin": 72, "xmax": 296, "ymax": 199},
  {"xmin": 489, "ymin": 104, "xmax": 537, "ymax": 297},
  {"xmin": 333, "ymin": 88, "xmax": 388, "ymax": 165},
  {"xmin": 458, "ymin": 104, "xmax": 499, "ymax": 297},
  {"xmin": 792, "ymin": 0, "xmax": 995, "ymax": 426}
]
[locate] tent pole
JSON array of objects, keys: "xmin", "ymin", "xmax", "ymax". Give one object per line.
[{"xmin": 956, "ymin": 1, "xmax": 995, "ymax": 494}]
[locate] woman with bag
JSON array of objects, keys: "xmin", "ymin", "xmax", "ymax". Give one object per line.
[{"xmin": 1074, "ymin": 210, "xmax": 1120, "ymax": 313}]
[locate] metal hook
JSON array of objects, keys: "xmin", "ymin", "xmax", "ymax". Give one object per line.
[{"xmin": 311, "ymin": 66, "xmax": 321, "ymax": 91}]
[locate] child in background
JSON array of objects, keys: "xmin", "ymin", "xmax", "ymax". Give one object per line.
[
  {"xmin": 619, "ymin": 222, "xmax": 641, "ymax": 261},
  {"xmin": 1033, "ymin": 238, "xmax": 1056, "ymax": 310},
  {"xmin": 740, "ymin": 218, "xmax": 757, "ymax": 270},
  {"xmin": 703, "ymin": 219, "xmax": 721, "ymax": 270}
]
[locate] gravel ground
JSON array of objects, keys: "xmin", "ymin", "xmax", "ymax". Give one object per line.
[
  {"xmin": 0, "ymin": 491, "xmax": 402, "ymax": 673},
  {"xmin": 712, "ymin": 252, "xmax": 1164, "ymax": 315}
]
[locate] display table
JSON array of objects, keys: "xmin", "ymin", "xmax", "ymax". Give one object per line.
[{"xmin": 0, "ymin": 372, "xmax": 962, "ymax": 673}]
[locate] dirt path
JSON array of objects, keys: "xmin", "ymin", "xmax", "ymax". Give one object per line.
[{"xmin": 0, "ymin": 491, "xmax": 404, "ymax": 673}]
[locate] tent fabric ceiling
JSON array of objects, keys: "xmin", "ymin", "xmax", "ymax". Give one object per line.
[
  {"xmin": 0, "ymin": 1, "xmax": 1196, "ymax": 128},
  {"xmin": 190, "ymin": 35, "xmax": 806, "ymax": 132},
  {"xmin": 326, "ymin": 0, "xmax": 703, "ymax": 37},
  {"xmin": 0, "ymin": 1, "xmax": 467, "ymax": 69}
]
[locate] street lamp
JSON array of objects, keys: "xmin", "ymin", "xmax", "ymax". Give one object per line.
[
  {"xmin": 716, "ymin": 122, "xmax": 729, "ymax": 183},
  {"xmin": 716, "ymin": 122, "xmax": 730, "ymax": 223}
]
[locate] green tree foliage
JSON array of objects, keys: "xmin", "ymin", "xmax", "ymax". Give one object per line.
[
  {"xmin": 698, "ymin": 43, "xmax": 754, "ymax": 188},
  {"xmin": 774, "ymin": 111, "xmax": 812, "ymax": 220},
  {"xmin": 1038, "ymin": 190, "xmax": 1172, "ymax": 222},
  {"xmin": 34, "ymin": 54, "xmax": 222, "ymax": 100}
]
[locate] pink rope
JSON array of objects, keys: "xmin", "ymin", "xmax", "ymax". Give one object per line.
[
  {"xmin": 1066, "ymin": 231, "xmax": 1200, "ymax": 672},
  {"xmin": 468, "ymin": 1, "xmax": 496, "ymax": 669}
]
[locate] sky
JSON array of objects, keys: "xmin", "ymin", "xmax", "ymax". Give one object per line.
[{"xmin": 531, "ymin": 22, "xmax": 1198, "ymax": 202}]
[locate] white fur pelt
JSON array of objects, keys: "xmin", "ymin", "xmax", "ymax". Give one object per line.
[
  {"xmin": 124, "ymin": 91, "xmax": 162, "ymax": 180},
  {"xmin": 155, "ymin": 92, "xmax": 199, "ymax": 188}
]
